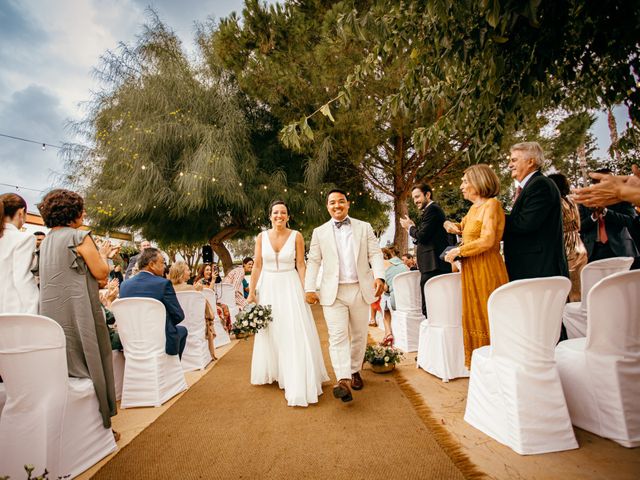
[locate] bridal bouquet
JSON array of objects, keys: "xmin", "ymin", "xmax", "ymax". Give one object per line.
[{"xmin": 231, "ymin": 303, "xmax": 273, "ymax": 338}]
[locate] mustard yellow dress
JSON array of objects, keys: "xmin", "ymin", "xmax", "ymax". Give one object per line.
[{"xmin": 455, "ymin": 198, "xmax": 509, "ymax": 367}]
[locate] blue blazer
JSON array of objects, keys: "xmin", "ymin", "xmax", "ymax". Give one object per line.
[{"xmin": 119, "ymin": 271, "xmax": 185, "ymax": 355}]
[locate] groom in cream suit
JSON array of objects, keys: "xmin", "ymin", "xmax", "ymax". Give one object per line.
[{"xmin": 305, "ymin": 189, "xmax": 385, "ymax": 403}]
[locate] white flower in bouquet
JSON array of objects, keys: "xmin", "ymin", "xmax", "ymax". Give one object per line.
[
  {"xmin": 384, "ymin": 356, "xmax": 390, "ymax": 362},
  {"xmin": 243, "ymin": 321, "xmax": 248, "ymax": 326},
  {"xmin": 258, "ymin": 311, "xmax": 263, "ymax": 316}
]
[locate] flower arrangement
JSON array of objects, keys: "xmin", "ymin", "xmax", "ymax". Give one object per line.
[
  {"xmin": 231, "ymin": 303, "xmax": 273, "ymax": 338},
  {"xmin": 364, "ymin": 344, "xmax": 404, "ymax": 372}
]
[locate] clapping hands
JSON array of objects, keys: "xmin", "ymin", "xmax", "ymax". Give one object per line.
[
  {"xmin": 100, "ymin": 278, "xmax": 120, "ymax": 307},
  {"xmin": 443, "ymin": 221, "xmax": 462, "ymax": 235},
  {"xmin": 97, "ymin": 238, "xmax": 120, "ymax": 259},
  {"xmin": 399, "ymin": 215, "xmax": 414, "ymax": 230},
  {"xmin": 572, "ymin": 165, "xmax": 640, "ymax": 207}
]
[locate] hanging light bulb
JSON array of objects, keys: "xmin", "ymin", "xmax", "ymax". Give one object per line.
[{"xmin": 41, "ymin": 143, "xmax": 46, "ymax": 151}]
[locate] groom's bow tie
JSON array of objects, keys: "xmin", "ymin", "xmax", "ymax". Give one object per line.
[{"xmin": 334, "ymin": 218, "xmax": 351, "ymax": 229}]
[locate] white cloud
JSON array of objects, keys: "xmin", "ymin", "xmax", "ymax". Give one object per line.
[{"xmin": 0, "ymin": 0, "xmax": 249, "ymax": 208}]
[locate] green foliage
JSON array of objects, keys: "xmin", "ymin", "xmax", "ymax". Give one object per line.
[{"xmin": 63, "ymin": 11, "xmax": 326, "ymax": 271}]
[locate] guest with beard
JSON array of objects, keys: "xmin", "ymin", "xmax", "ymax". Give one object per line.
[{"xmin": 399, "ymin": 183, "xmax": 452, "ymax": 317}]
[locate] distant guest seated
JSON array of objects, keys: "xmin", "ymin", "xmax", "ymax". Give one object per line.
[{"xmin": 119, "ymin": 248, "xmax": 187, "ymax": 358}]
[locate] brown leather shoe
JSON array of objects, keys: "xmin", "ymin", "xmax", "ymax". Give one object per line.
[
  {"xmin": 351, "ymin": 372, "xmax": 364, "ymax": 391},
  {"xmin": 332, "ymin": 379, "xmax": 353, "ymax": 402}
]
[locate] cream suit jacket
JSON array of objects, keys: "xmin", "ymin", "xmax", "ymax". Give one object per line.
[
  {"xmin": 304, "ymin": 217, "xmax": 385, "ymax": 306},
  {"xmin": 0, "ymin": 223, "xmax": 39, "ymax": 314}
]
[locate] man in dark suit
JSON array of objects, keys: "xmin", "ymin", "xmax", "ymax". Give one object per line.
[
  {"xmin": 503, "ymin": 142, "xmax": 569, "ymax": 281},
  {"xmin": 119, "ymin": 248, "xmax": 188, "ymax": 357},
  {"xmin": 578, "ymin": 169, "xmax": 638, "ymax": 262},
  {"xmin": 400, "ymin": 183, "xmax": 452, "ymax": 316},
  {"xmin": 124, "ymin": 239, "xmax": 151, "ymax": 280}
]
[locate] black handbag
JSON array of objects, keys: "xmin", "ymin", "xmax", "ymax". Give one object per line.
[{"xmin": 439, "ymin": 245, "xmax": 461, "ymax": 262}]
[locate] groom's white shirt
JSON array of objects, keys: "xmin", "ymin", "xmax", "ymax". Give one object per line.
[
  {"xmin": 332, "ymin": 218, "xmax": 358, "ymax": 284},
  {"xmin": 305, "ymin": 216, "xmax": 385, "ymax": 305}
]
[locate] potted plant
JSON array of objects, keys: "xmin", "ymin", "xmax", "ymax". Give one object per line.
[{"xmin": 364, "ymin": 344, "xmax": 404, "ymax": 373}]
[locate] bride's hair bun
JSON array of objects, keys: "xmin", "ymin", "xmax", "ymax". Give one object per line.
[{"xmin": 269, "ymin": 199, "xmax": 289, "ymax": 216}]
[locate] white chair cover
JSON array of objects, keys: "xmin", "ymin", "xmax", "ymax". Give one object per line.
[
  {"xmin": 217, "ymin": 283, "xmax": 240, "ymax": 319},
  {"xmin": 112, "ymin": 350, "xmax": 125, "ymax": 401},
  {"xmin": 110, "ymin": 298, "xmax": 188, "ymax": 408},
  {"xmin": 176, "ymin": 291, "xmax": 213, "ymax": 371},
  {"xmin": 556, "ymin": 270, "xmax": 640, "ymax": 447},
  {"xmin": 202, "ymin": 288, "xmax": 231, "ymax": 347},
  {"xmin": 416, "ymin": 273, "xmax": 469, "ymax": 382},
  {"xmin": 563, "ymin": 257, "xmax": 633, "ymax": 338},
  {"xmin": 0, "ymin": 314, "xmax": 116, "ymax": 479},
  {"xmin": 390, "ymin": 271, "xmax": 425, "ymax": 352},
  {"xmin": 464, "ymin": 277, "xmax": 578, "ymax": 455}
]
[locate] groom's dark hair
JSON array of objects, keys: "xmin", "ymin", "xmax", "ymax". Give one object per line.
[{"xmin": 326, "ymin": 188, "xmax": 348, "ymax": 202}]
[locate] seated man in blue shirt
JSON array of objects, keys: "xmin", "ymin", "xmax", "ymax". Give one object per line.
[{"xmin": 119, "ymin": 248, "xmax": 187, "ymax": 357}]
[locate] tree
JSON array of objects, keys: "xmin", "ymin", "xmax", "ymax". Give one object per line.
[
  {"xmin": 283, "ymin": 0, "xmax": 640, "ymax": 209},
  {"xmin": 63, "ymin": 12, "xmax": 324, "ymax": 273},
  {"xmin": 206, "ymin": 1, "xmax": 391, "ymax": 232},
  {"xmin": 210, "ymin": 0, "xmax": 472, "ymax": 250}
]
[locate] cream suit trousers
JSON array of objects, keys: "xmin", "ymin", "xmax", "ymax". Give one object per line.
[{"xmin": 322, "ymin": 283, "xmax": 369, "ymax": 380}]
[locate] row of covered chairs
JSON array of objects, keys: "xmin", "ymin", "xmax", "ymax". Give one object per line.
[
  {"xmin": 0, "ymin": 287, "xmax": 234, "ymax": 478},
  {"xmin": 410, "ymin": 258, "xmax": 638, "ymax": 454}
]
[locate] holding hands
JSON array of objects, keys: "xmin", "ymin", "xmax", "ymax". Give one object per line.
[{"xmin": 305, "ymin": 292, "xmax": 319, "ymax": 305}]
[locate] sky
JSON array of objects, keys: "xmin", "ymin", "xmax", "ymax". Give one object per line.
[
  {"xmin": 0, "ymin": 0, "xmax": 631, "ymax": 216},
  {"xmin": 0, "ymin": 0, "xmax": 257, "ymax": 212}
]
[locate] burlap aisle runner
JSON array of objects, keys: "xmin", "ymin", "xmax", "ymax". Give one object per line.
[{"xmin": 93, "ymin": 308, "xmax": 483, "ymax": 479}]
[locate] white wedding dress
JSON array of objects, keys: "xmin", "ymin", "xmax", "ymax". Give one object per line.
[{"xmin": 251, "ymin": 230, "xmax": 329, "ymax": 406}]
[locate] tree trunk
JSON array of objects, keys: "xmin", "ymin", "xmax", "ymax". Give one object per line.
[
  {"xmin": 209, "ymin": 225, "xmax": 241, "ymax": 275},
  {"xmin": 577, "ymin": 142, "xmax": 588, "ymax": 186},
  {"xmin": 393, "ymin": 190, "xmax": 410, "ymax": 252},
  {"xmin": 607, "ymin": 108, "xmax": 620, "ymax": 162}
]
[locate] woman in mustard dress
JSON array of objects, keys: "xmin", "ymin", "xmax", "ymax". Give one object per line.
[{"xmin": 444, "ymin": 164, "xmax": 509, "ymax": 367}]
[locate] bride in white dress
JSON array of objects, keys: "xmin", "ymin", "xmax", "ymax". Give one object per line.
[{"xmin": 248, "ymin": 200, "xmax": 329, "ymax": 406}]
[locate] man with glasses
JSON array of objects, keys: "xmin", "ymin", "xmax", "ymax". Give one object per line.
[{"xmin": 120, "ymin": 248, "xmax": 187, "ymax": 357}]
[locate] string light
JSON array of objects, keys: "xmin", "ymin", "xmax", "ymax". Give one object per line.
[
  {"xmin": 0, "ymin": 132, "xmax": 63, "ymax": 150},
  {"xmin": 0, "ymin": 182, "xmax": 47, "ymax": 193}
]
